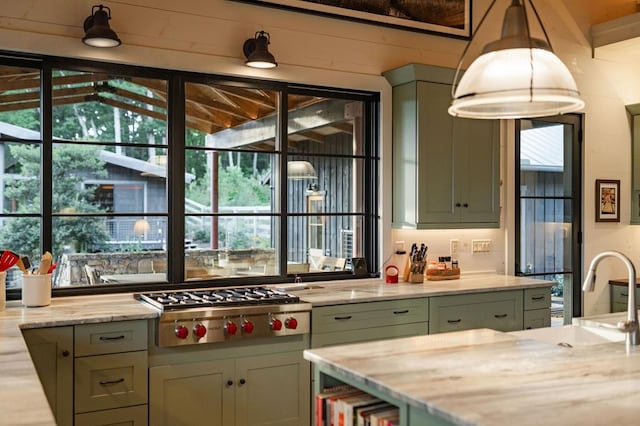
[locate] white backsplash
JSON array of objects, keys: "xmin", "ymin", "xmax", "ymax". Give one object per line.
[{"xmin": 389, "ymin": 228, "xmax": 505, "ymax": 278}]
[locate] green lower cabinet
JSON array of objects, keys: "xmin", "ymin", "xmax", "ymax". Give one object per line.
[
  {"xmin": 523, "ymin": 309, "xmax": 551, "ymax": 329},
  {"xmin": 610, "ymin": 285, "xmax": 640, "ymax": 313},
  {"xmin": 429, "ymin": 291, "xmax": 524, "ymax": 334},
  {"xmin": 22, "ymin": 326, "xmax": 74, "ymax": 426},
  {"xmin": 311, "ymin": 298, "xmax": 429, "ymax": 348},
  {"xmin": 75, "ymin": 404, "xmax": 148, "ymax": 426},
  {"xmin": 150, "ymin": 350, "xmax": 309, "ymax": 426}
]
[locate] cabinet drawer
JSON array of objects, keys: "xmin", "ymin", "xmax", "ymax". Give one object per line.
[
  {"xmin": 523, "ymin": 309, "xmax": 551, "ymax": 329},
  {"xmin": 610, "ymin": 285, "xmax": 640, "ymax": 306},
  {"xmin": 75, "ymin": 404, "xmax": 148, "ymax": 426},
  {"xmin": 312, "ymin": 298, "xmax": 428, "ymax": 334},
  {"xmin": 75, "ymin": 320, "xmax": 147, "ymax": 356},
  {"xmin": 429, "ymin": 291, "xmax": 523, "ymax": 334},
  {"xmin": 311, "ymin": 322, "xmax": 428, "ymax": 348},
  {"xmin": 75, "ymin": 351, "xmax": 148, "ymax": 413},
  {"xmin": 524, "ymin": 288, "xmax": 551, "ymax": 311}
]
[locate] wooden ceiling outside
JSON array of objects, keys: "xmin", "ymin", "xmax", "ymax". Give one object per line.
[{"xmin": 0, "ymin": 68, "xmax": 354, "ymax": 147}]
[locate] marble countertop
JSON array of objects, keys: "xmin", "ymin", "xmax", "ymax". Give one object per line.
[
  {"xmin": 0, "ymin": 273, "xmax": 550, "ymax": 425},
  {"xmin": 304, "ymin": 328, "xmax": 640, "ymax": 426},
  {"xmin": 0, "ymin": 294, "xmax": 158, "ymax": 426},
  {"xmin": 279, "ymin": 274, "xmax": 553, "ymax": 306}
]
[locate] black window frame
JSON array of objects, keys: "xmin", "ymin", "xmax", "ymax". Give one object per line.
[{"xmin": 0, "ymin": 51, "xmax": 380, "ymax": 299}]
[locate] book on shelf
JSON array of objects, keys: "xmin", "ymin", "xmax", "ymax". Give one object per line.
[
  {"xmin": 356, "ymin": 403, "xmax": 396, "ymax": 426},
  {"xmin": 336, "ymin": 392, "xmax": 382, "ymax": 426},
  {"xmin": 369, "ymin": 406, "xmax": 399, "ymax": 426},
  {"xmin": 315, "ymin": 384, "xmax": 360, "ymax": 426}
]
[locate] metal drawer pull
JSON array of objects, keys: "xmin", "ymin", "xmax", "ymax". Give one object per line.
[
  {"xmin": 494, "ymin": 314, "xmax": 508, "ymax": 319},
  {"xmin": 393, "ymin": 310, "xmax": 409, "ymax": 315},
  {"xmin": 531, "ymin": 296, "xmax": 545, "ymax": 301},
  {"xmin": 334, "ymin": 315, "xmax": 352, "ymax": 320},
  {"xmin": 99, "ymin": 378, "xmax": 125, "ymax": 386},
  {"xmin": 621, "ymin": 293, "xmax": 629, "ymax": 297},
  {"xmin": 99, "ymin": 335, "xmax": 126, "ymax": 341},
  {"xmin": 447, "ymin": 319, "xmax": 462, "ymax": 324}
]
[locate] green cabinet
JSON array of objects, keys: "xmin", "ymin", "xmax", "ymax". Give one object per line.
[
  {"xmin": 523, "ymin": 287, "xmax": 552, "ymax": 329},
  {"xmin": 626, "ymin": 104, "xmax": 640, "ymax": 223},
  {"xmin": 311, "ymin": 298, "xmax": 429, "ymax": 348},
  {"xmin": 429, "ymin": 290, "xmax": 524, "ymax": 334},
  {"xmin": 149, "ymin": 348, "xmax": 310, "ymax": 426},
  {"xmin": 610, "ymin": 284, "xmax": 640, "ymax": 312},
  {"xmin": 73, "ymin": 320, "xmax": 149, "ymax": 425},
  {"xmin": 22, "ymin": 326, "xmax": 74, "ymax": 426},
  {"xmin": 384, "ymin": 63, "xmax": 500, "ymax": 229}
]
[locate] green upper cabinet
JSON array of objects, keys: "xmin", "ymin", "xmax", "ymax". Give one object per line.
[
  {"xmin": 626, "ymin": 103, "xmax": 640, "ymax": 224},
  {"xmin": 384, "ymin": 64, "xmax": 501, "ymax": 229}
]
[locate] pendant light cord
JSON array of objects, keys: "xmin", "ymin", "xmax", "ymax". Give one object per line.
[{"xmin": 451, "ymin": 0, "xmax": 498, "ymax": 98}]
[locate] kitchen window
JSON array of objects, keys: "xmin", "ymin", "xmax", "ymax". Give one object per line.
[{"xmin": 0, "ymin": 53, "xmax": 379, "ymax": 296}]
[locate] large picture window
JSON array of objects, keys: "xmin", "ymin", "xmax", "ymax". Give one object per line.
[{"xmin": 0, "ymin": 54, "xmax": 379, "ymax": 296}]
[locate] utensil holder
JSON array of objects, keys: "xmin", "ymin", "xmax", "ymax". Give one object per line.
[{"xmin": 22, "ymin": 274, "xmax": 52, "ymax": 307}]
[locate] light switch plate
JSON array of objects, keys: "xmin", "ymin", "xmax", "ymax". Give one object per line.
[
  {"xmin": 472, "ymin": 239, "xmax": 492, "ymax": 253},
  {"xmin": 450, "ymin": 239, "xmax": 459, "ymax": 257}
]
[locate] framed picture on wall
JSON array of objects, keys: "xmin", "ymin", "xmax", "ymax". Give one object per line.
[
  {"xmin": 596, "ymin": 179, "xmax": 620, "ymax": 222},
  {"xmin": 232, "ymin": 0, "xmax": 471, "ymax": 38}
]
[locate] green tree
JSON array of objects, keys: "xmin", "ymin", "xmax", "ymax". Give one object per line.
[{"xmin": 0, "ymin": 144, "xmax": 111, "ymax": 257}]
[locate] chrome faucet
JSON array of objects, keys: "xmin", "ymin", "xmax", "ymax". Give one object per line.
[{"xmin": 583, "ymin": 251, "xmax": 640, "ymax": 346}]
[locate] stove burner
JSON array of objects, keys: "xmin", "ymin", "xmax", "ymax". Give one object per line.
[{"xmin": 136, "ymin": 286, "xmax": 300, "ymax": 311}]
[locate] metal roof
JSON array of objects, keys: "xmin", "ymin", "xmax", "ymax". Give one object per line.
[{"xmin": 520, "ymin": 125, "xmax": 564, "ymax": 172}]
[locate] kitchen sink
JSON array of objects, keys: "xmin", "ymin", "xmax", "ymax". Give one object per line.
[{"xmin": 510, "ymin": 324, "xmax": 625, "ymax": 347}]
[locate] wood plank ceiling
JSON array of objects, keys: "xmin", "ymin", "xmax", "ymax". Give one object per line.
[{"xmin": 0, "ymin": 67, "xmax": 355, "ymax": 149}]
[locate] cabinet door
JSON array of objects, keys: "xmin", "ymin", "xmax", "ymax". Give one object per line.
[
  {"xmin": 235, "ymin": 351, "xmax": 310, "ymax": 426},
  {"xmin": 75, "ymin": 404, "xmax": 148, "ymax": 426},
  {"xmin": 22, "ymin": 326, "xmax": 73, "ymax": 426},
  {"xmin": 454, "ymin": 117, "xmax": 500, "ymax": 224},
  {"xmin": 149, "ymin": 359, "xmax": 235, "ymax": 426}
]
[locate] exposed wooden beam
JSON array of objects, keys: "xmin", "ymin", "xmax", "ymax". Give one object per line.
[
  {"xmin": 298, "ymin": 130, "xmax": 326, "ymax": 144},
  {"xmin": 328, "ymin": 122, "xmax": 354, "ymax": 135},
  {"xmin": 206, "ymin": 98, "xmax": 350, "ymax": 149}
]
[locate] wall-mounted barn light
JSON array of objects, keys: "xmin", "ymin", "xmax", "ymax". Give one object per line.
[
  {"xmin": 83, "ymin": 4, "xmax": 121, "ymax": 48},
  {"xmin": 243, "ymin": 31, "xmax": 277, "ymax": 69}
]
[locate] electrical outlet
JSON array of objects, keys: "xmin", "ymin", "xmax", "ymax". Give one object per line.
[
  {"xmin": 394, "ymin": 241, "xmax": 405, "ymax": 254},
  {"xmin": 472, "ymin": 239, "xmax": 492, "ymax": 253},
  {"xmin": 450, "ymin": 239, "xmax": 459, "ymax": 257}
]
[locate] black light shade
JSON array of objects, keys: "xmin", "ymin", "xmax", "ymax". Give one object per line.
[
  {"xmin": 243, "ymin": 31, "xmax": 277, "ymax": 69},
  {"xmin": 83, "ymin": 4, "xmax": 121, "ymax": 48}
]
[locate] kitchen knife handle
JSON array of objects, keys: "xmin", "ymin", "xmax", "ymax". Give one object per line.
[{"xmin": 99, "ymin": 378, "xmax": 125, "ymax": 386}]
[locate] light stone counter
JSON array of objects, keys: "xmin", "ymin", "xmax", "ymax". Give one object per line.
[
  {"xmin": 304, "ymin": 328, "xmax": 640, "ymax": 425},
  {"xmin": 278, "ymin": 273, "xmax": 553, "ymax": 306},
  {"xmin": 0, "ymin": 273, "xmax": 550, "ymax": 425},
  {"xmin": 0, "ymin": 293, "xmax": 158, "ymax": 426}
]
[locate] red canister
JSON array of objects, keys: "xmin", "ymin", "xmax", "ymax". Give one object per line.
[{"xmin": 385, "ymin": 265, "xmax": 399, "ymax": 284}]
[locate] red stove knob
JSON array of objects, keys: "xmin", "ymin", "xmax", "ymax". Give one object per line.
[
  {"xmin": 225, "ymin": 321, "xmax": 238, "ymax": 335},
  {"xmin": 242, "ymin": 320, "xmax": 254, "ymax": 334},
  {"xmin": 270, "ymin": 318, "xmax": 283, "ymax": 331},
  {"xmin": 193, "ymin": 323, "xmax": 207, "ymax": 339},
  {"xmin": 175, "ymin": 325, "xmax": 189, "ymax": 339},
  {"xmin": 285, "ymin": 317, "xmax": 298, "ymax": 330}
]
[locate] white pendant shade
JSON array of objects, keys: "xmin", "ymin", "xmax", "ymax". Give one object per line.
[
  {"xmin": 449, "ymin": 48, "xmax": 584, "ymax": 119},
  {"xmin": 287, "ymin": 161, "xmax": 317, "ymax": 180}
]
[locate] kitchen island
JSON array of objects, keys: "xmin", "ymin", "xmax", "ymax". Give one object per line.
[{"xmin": 304, "ymin": 328, "xmax": 640, "ymax": 425}]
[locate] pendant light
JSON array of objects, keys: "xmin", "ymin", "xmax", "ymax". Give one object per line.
[
  {"xmin": 448, "ymin": 0, "xmax": 584, "ymax": 119},
  {"xmin": 243, "ymin": 31, "xmax": 278, "ymax": 69},
  {"xmin": 82, "ymin": 4, "xmax": 121, "ymax": 48},
  {"xmin": 287, "ymin": 161, "xmax": 317, "ymax": 180}
]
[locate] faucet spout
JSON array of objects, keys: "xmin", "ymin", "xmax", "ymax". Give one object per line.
[{"xmin": 583, "ymin": 251, "xmax": 639, "ymax": 346}]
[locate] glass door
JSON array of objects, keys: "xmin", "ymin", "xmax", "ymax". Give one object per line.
[{"xmin": 515, "ymin": 114, "xmax": 583, "ymax": 325}]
